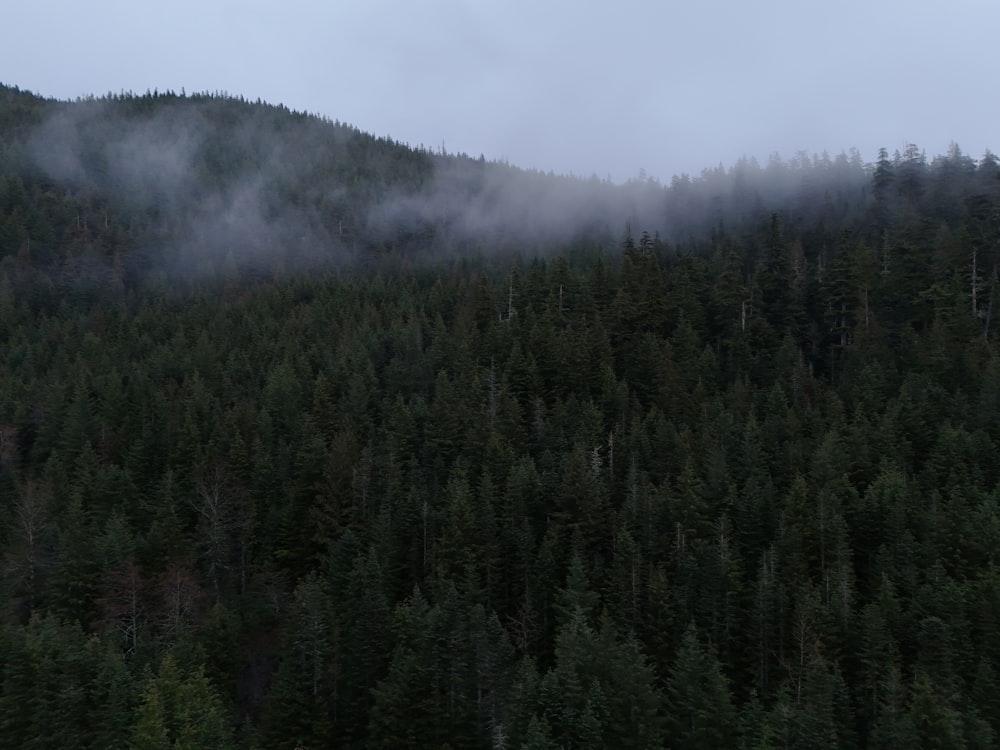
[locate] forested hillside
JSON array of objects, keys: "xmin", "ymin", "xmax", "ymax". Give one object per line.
[{"xmin": 1, "ymin": 83, "xmax": 999, "ymax": 748}]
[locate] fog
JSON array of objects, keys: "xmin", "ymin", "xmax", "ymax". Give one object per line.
[
  {"xmin": 2, "ymin": 0, "xmax": 996, "ymax": 185},
  {"xmin": 20, "ymin": 90, "xmax": 958, "ymax": 283},
  {"xmin": 22, "ymin": 94, "xmax": 677, "ymax": 275}
]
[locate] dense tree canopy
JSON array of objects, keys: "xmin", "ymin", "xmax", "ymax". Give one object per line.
[{"xmin": 1, "ymin": 83, "xmax": 999, "ymax": 747}]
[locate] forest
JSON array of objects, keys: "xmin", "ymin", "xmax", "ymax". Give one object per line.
[{"xmin": 1, "ymin": 82, "xmax": 1000, "ymax": 748}]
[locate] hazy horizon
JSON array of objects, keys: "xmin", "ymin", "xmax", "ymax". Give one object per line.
[{"xmin": 3, "ymin": 0, "xmax": 998, "ymax": 182}]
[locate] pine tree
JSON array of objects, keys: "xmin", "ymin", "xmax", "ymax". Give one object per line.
[
  {"xmin": 666, "ymin": 623, "xmax": 736, "ymax": 749},
  {"xmin": 908, "ymin": 671, "xmax": 966, "ymax": 750},
  {"xmin": 258, "ymin": 572, "xmax": 334, "ymax": 748},
  {"xmin": 130, "ymin": 654, "xmax": 234, "ymax": 750}
]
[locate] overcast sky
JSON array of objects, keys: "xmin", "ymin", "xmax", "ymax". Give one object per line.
[{"xmin": 3, "ymin": 0, "xmax": 997, "ymax": 182}]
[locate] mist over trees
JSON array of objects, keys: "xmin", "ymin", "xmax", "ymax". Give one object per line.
[{"xmin": 1, "ymin": 82, "xmax": 1000, "ymax": 748}]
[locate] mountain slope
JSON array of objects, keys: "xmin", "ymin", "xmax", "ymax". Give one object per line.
[{"xmin": 1, "ymin": 83, "xmax": 1000, "ymax": 748}]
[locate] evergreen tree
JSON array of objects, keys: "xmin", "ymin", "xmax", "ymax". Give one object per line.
[
  {"xmin": 130, "ymin": 654, "xmax": 234, "ymax": 750},
  {"xmin": 666, "ymin": 623, "xmax": 737, "ymax": 749},
  {"xmin": 259, "ymin": 572, "xmax": 335, "ymax": 749}
]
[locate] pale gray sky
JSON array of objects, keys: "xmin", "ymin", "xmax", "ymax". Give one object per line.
[{"xmin": 3, "ymin": 0, "xmax": 997, "ymax": 181}]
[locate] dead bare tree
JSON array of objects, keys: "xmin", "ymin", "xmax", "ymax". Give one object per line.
[{"xmin": 4, "ymin": 479, "xmax": 52, "ymax": 617}]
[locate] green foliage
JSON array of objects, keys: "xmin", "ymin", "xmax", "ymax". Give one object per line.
[
  {"xmin": 667, "ymin": 624, "xmax": 737, "ymax": 749},
  {"xmin": 535, "ymin": 610, "xmax": 665, "ymax": 748},
  {"xmin": 130, "ymin": 654, "xmax": 234, "ymax": 749},
  {"xmin": 0, "ymin": 615, "xmax": 136, "ymax": 749},
  {"xmin": 0, "ymin": 85, "xmax": 999, "ymax": 746},
  {"xmin": 258, "ymin": 572, "xmax": 335, "ymax": 749}
]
